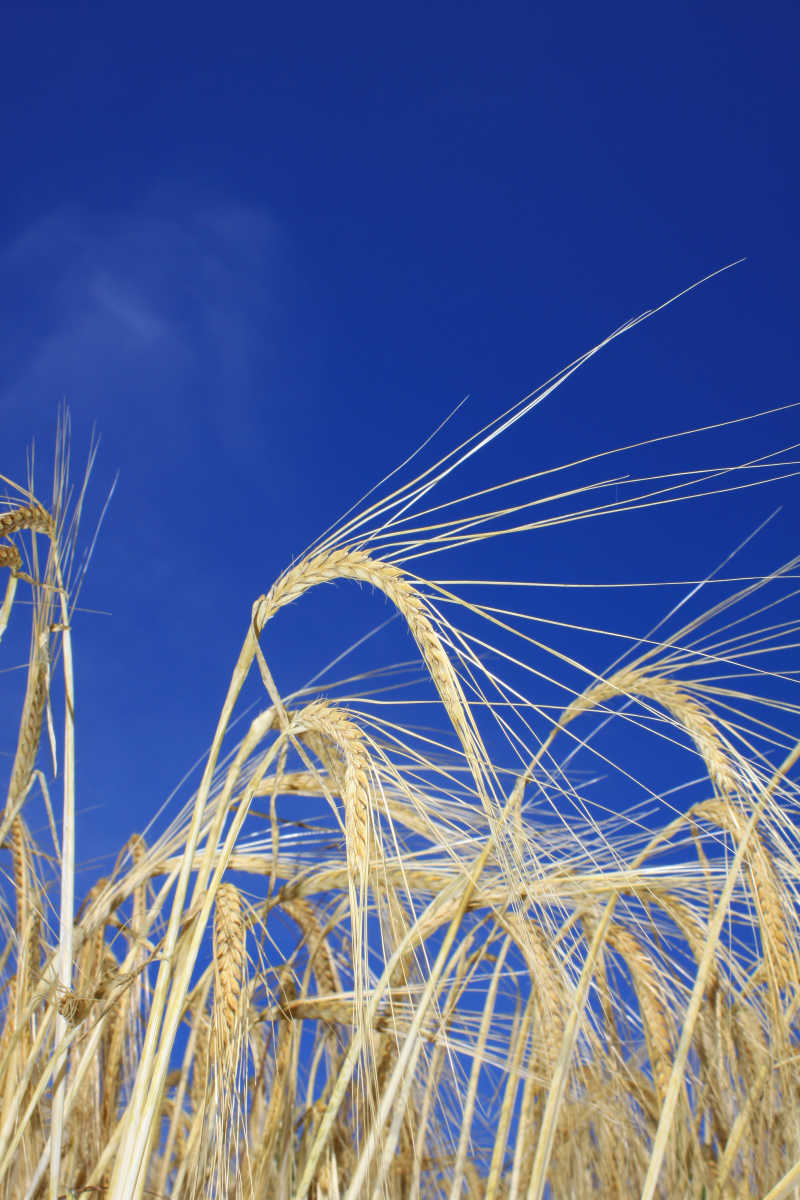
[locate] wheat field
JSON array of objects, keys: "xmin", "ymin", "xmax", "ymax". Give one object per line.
[{"xmin": 2, "ymin": 308, "xmax": 800, "ymax": 1199}]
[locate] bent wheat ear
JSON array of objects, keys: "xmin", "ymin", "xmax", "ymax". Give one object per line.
[
  {"xmin": 0, "ymin": 503, "xmax": 55, "ymax": 540},
  {"xmin": 295, "ymin": 700, "xmax": 373, "ymax": 876},
  {"xmin": 281, "ymin": 896, "xmax": 341, "ymax": 999},
  {"xmin": 696, "ymin": 799, "xmax": 795, "ymax": 991},
  {"xmin": 499, "ymin": 911, "xmax": 567, "ymax": 1064},
  {"xmin": 606, "ymin": 925, "xmax": 673, "ymax": 1107},
  {"xmin": 253, "ymin": 548, "xmax": 492, "ymax": 810},
  {"xmin": 560, "ymin": 667, "xmax": 739, "ymax": 796},
  {"xmin": 7, "ymin": 650, "xmax": 48, "ymax": 813},
  {"xmin": 293, "ymin": 700, "xmax": 377, "ymax": 1021}
]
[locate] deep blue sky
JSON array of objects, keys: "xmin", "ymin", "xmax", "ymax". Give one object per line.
[{"xmin": 1, "ymin": 2, "xmax": 798, "ymax": 872}]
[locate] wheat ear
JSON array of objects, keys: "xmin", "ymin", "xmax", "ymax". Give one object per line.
[
  {"xmin": 254, "ymin": 547, "xmax": 490, "ymax": 807},
  {"xmin": 281, "ymin": 896, "xmax": 341, "ymax": 1000},
  {"xmin": 0, "ymin": 502, "xmax": 55, "ymax": 540},
  {"xmin": 499, "ymin": 911, "xmax": 567, "ymax": 1068},
  {"xmin": 0, "ymin": 501, "xmax": 55, "ymax": 595},
  {"xmin": 509, "ymin": 664, "xmax": 739, "ymax": 827},
  {"xmin": 0, "ymin": 545, "xmax": 22, "ymax": 575},
  {"xmin": 6, "ymin": 649, "xmax": 48, "ymax": 817},
  {"xmin": 561, "ymin": 667, "xmax": 739, "ymax": 796},
  {"xmin": 129, "ymin": 834, "xmax": 147, "ymax": 940},
  {"xmin": 606, "ymin": 924, "xmax": 673, "ymax": 1107},
  {"xmin": 190, "ymin": 1006, "xmax": 211, "ymax": 1118},
  {"xmin": 296, "ymin": 700, "xmax": 373, "ymax": 877},
  {"xmin": 213, "ymin": 882, "xmax": 246, "ymax": 1047},
  {"xmin": 695, "ymin": 799, "xmax": 795, "ymax": 992}
]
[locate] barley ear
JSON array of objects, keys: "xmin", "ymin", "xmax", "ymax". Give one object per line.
[{"xmin": 213, "ymin": 882, "xmax": 246, "ymax": 1049}]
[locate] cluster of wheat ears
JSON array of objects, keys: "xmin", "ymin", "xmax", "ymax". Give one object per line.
[{"xmin": 2, "ymin": 302, "xmax": 800, "ymax": 1200}]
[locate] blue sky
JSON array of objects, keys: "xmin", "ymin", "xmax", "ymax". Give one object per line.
[{"xmin": 1, "ymin": 1, "xmax": 798, "ymax": 872}]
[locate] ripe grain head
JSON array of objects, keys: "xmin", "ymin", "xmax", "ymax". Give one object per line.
[
  {"xmin": 562, "ymin": 666, "xmax": 740, "ymax": 797},
  {"xmin": 213, "ymin": 882, "xmax": 246, "ymax": 1048}
]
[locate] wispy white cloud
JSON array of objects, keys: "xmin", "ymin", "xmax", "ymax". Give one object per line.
[
  {"xmin": 0, "ymin": 196, "xmax": 290, "ymax": 469},
  {"xmin": 89, "ymin": 272, "xmax": 167, "ymax": 345}
]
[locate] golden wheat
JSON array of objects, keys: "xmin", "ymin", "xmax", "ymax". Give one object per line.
[
  {"xmin": 696, "ymin": 799, "xmax": 795, "ymax": 991},
  {"xmin": 561, "ymin": 666, "xmax": 740, "ymax": 796},
  {"xmin": 0, "ymin": 545, "xmax": 22, "ymax": 575},
  {"xmin": 212, "ymin": 882, "xmax": 246, "ymax": 1047},
  {"xmin": 3, "ymin": 336, "xmax": 800, "ymax": 1198}
]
